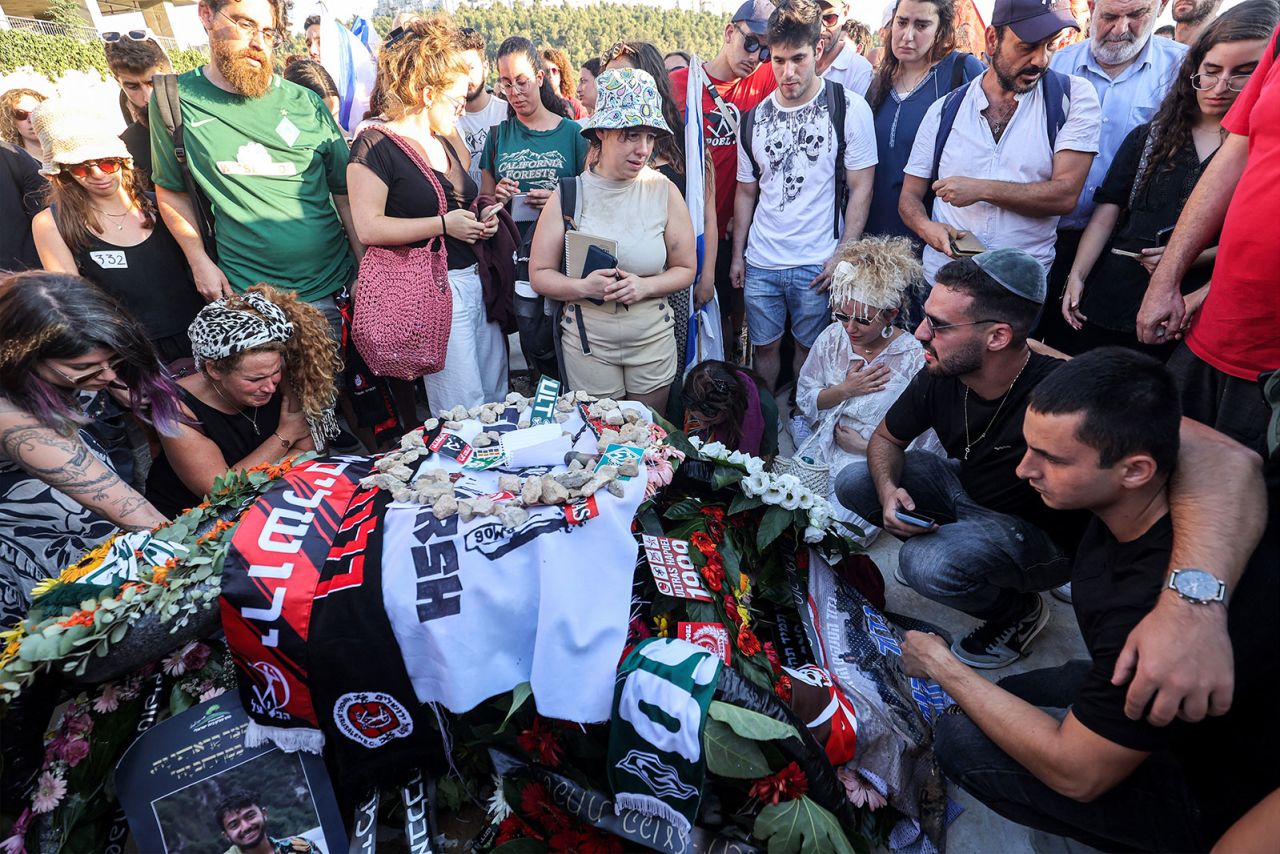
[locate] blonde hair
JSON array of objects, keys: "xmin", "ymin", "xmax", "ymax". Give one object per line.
[
  {"xmin": 376, "ymin": 16, "xmax": 470, "ymax": 121},
  {"xmin": 827, "ymin": 235, "xmax": 924, "ymax": 320},
  {"xmin": 1, "ymin": 88, "xmax": 45, "ymax": 145}
]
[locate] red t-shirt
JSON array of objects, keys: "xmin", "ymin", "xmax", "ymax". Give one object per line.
[
  {"xmin": 1186, "ymin": 26, "xmax": 1280, "ymax": 380},
  {"xmin": 671, "ymin": 62, "xmax": 777, "ymax": 240}
]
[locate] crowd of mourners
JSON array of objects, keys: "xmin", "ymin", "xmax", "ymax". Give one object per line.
[{"xmin": 1, "ymin": 0, "xmax": 1279, "ymax": 847}]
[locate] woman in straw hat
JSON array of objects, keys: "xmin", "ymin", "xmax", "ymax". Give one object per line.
[
  {"xmin": 794, "ymin": 235, "xmax": 942, "ymax": 539},
  {"xmin": 30, "ymin": 98, "xmax": 204, "ymax": 367},
  {"xmin": 529, "ymin": 67, "xmax": 696, "ymax": 413}
]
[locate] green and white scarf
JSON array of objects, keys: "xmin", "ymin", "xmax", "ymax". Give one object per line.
[{"xmin": 607, "ymin": 638, "xmax": 723, "ymax": 840}]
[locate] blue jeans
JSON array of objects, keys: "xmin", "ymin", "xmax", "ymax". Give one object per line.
[
  {"xmin": 835, "ymin": 451, "xmax": 1070, "ymax": 622},
  {"xmin": 935, "ymin": 661, "xmax": 1208, "ymax": 851},
  {"xmin": 743, "ymin": 263, "xmax": 828, "ymax": 348}
]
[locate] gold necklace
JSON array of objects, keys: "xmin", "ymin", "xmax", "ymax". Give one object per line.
[
  {"xmin": 91, "ymin": 201, "xmax": 135, "ymax": 232},
  {"xmin": 962, "ymin": 352, "xmax": 1031, "ymax": 461}
]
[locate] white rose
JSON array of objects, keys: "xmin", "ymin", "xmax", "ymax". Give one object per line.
[
  {"xmin": 702, "ymin": 441, "xmax": 728, "ymax": 459},
  {"xmin": 744, "ymin": 456, "xmax": 766, "ymax": 476},
  {"xmin": 742, "ymin": 471, "xmax": 771, "ymax": 497},
  {"xmin": 727, "ymin": 450, "xmax": 746, "ymax": 466},
  {"xmin": 780, "ymin": 490, "xmax": 802, "ymax": 511},
  {"xmin": 689, "ymin": 435, "xmax": 704, "ymax": 449},
  {"xmin": 797, "ymin": 490, "xmax": 816, "ymax": 510},
  {"xmin": 763, "ymin": 485, "xmax": 787, "ymax": 505},
  {"xmin": 803, "ymin": 526, "xmax": 825, "ymax": 544},
  {"xmin": 809, "ymin": 505, "xmax": 832, "ymax": 529},
  {"xmin": 775, "ymin": 474, "xmax": 801, "ymax": 492}
]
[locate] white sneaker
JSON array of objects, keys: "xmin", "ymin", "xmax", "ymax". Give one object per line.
[{"xmin": 1050, "ymin": 583, "xmax": 1073, "ymax": 603}]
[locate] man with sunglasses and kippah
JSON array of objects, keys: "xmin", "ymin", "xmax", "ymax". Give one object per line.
[
  {"xmin": 149, "ymin": 0, "xmax": 360, "ymax": 339},
  {"xmin": 670, "ymin": 0, "xmax": 780, "ymax": 351},
  {"xmin": 815, "ymin": 0, "xmax": 875, "ymax": 96}
]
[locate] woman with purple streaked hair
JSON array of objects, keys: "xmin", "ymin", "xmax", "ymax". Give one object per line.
[{"xmin": 0, "ymin": 270, "xmax": 181, "ymax": 627}]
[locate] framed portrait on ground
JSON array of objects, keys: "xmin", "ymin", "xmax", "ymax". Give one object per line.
[{"xmin": 115, "ymin": 695, "xmax": 346, "ymax": 854}]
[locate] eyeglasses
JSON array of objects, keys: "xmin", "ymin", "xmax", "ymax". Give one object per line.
[
  {"xmin": 1190, "ymin": 71, "xmax": 1252, "ymax": 92},
  {"xmin": 920, "ymin": 315, "xmax": 1003, "ymax": 333},
  {"xmin": 217, "ymin": 9, "xmax": 282, "ymax": 49},
  {"xmin": 383, "ymin": 25, "xmax": 411, "ymax": 50},
  {"xmin": 101, "ymin": 29, "xmax": 152, "ymax": 43},
  {"xmin": 11, "ymin": 109, "xmax": 31, "ymax": 122},
  {"xmin": 832, "ymin": 310, "xmax": 881, "ymax": 327},
  {"xmin": 65, "ymin": 159, "xmax": 126, "ymax": 178},
  {"xmin": 48, "ymin": 357, "xmax": 126, "ymax": 385},
  {"xmin": 439, "ymin": 91, "xmax": 466, "ymax": 116},
  {"xmin": 737, "ymin": 26, "xmax": 772, "ymax": 61},
  {"xmin": 497, "ymin": 76, "xmax": 535, "ymax": 95},
  {"xmin": 821, "ymin": 12, "xmax": 841, "ymax": 26}
]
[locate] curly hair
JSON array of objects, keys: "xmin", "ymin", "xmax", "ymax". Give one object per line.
[
  {"xmin": 827, "ymin": 235, "xmax": 925, "ymax": 325},
  {"xmin": 104, "ymin": 38, "xmax": 172, "ymax": 76},
  {"xmin": 375, "ymin": 16, "xmax": 470, "ymax": 121},
  {"xmin": 202, "ymin": 285, "xmax": 340, "ymax": 425},
  {"xmin": 201, "ymin": 0, "xmax": 291, "ymax": 36},
  {"xmin": 1134, "ymin": 0, "xmax": 1279, "ymax": 201},
  {"xmin": 868, "ymin": 0, "xmax": 960, "ymax": 112},
  {"xmin": 0, "ymin": 271, "xmax": 181, "ymax": 435},
  {"xmin": 540, "ymin": 46, "xmax": 578, "ymax": 99},
  {"xmin": 45, "ymin": 160, "xmax": 157, "ymax": 255},
  {"xmin": 1, "ymin": 88, "xmax": 45, "ymax": 146},
  {"xmin": 601, "ymin": 41, "xmax": 686, "ymax": 171}
]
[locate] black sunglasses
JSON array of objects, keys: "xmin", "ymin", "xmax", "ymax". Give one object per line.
[
  {"xmin": 737, "ymin": 26, "xmax": 771, "ymax": 61},
  {"xmin": 832, "ymin": 309, "xmax": 881, "ymax": 327}
]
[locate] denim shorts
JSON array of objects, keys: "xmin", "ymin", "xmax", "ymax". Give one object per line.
[{"xmin": 744, "ymin": 263, "xmax": 829, "ymax": 348}]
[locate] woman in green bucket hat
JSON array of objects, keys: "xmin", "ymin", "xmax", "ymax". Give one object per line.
[{"xmin": 529, "ymin": 68, "xmax": 697, "ymax": 414}]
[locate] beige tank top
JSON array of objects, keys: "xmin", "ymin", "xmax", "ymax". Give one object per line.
[{"xmin": 575, "ymin": 166, "xmax": 671, "ymax": 278}]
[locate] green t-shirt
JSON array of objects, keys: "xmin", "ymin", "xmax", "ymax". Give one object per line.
[
  {"xmin": 479, "ymin": 115, "xmax": 589, "ymax": 193},
  {"xmin": 150, "ymin": 68, "xmax": 354, "ymax": 301}
]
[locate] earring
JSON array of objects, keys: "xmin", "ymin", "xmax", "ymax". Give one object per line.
[{"xmin": 881, "ymin": 324, "xmax": 893, "ymax": 339}]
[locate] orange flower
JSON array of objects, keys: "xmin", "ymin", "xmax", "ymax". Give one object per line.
[
  {"xmin": 737, "ymin": 627, "xmax": 762, "ymax": 657},
  {"xmin": 196, "ymin": 519, "xmax": 236, "ymax": 545},
  {"xmin": 151, "ymin": 566, "xmax": 170, "ymax": 585},
  {"xmin": 59, "ymin": 609, "xmax": 96, "ymax": 628},
  {"xmin": 689, "ymin": 531, "xmax": 717, "ymax": 557}
]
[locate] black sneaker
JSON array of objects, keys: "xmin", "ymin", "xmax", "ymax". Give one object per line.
[{"xmin": 951, "ymin": 594, "xmax": 1050, "ymax": 669}]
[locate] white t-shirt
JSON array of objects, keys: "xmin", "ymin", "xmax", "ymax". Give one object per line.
[
  {"xmin": 737, "ymin": 81, "xmax": 877, "ymax": 269},
  {"xmin": 904, "ymin": 73, "xmax": 1101, "ymax": 282},
  {"xmin": 821, "ymin": 42, "xmax": 874, "ymax": 97},
  {"xmin": 457, "ymin": 94, "xmax": 511, "ymax": 184}
]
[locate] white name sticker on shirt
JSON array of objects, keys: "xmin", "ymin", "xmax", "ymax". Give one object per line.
[
  {"xmin": 276, "ymin": 115, "xmax": 300, "ymax": 147},
  {"xmin": 89, "ymin": 250, "xmax": 127, "ymax": 269},
  {"xmin": 216, "ymin": 141, "xmax": 297, "ymax": 177}
]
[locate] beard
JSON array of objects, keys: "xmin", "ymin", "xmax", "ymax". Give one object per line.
[
  {"xmin": 992, "ymin": 58, "xmax": 1045, "ymax": 94},
  {"xmin": 211, "ymin": 38, "xmax": 273, "ymax": 98},
  {"xmin": 923, "ymin": 338, "xmax": 986, "ymax": 378},
  {"xmin": 1092, "ymin": 21, "xmax": 1154, "ymax": 66},
  {"xmin": 1173, "ymin": 0, "xmax": 1221, "ymax": 23},
  {"xmin": 466, "ymin": 77, "xmax": 485, "ymax": 102}
]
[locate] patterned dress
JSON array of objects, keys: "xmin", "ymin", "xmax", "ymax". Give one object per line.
[{"xmin": 0, "ymin": 402, "xmax": 117, "ymax": 627}]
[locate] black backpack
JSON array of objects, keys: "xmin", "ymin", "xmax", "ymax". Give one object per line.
[
  {"xmin": 152, "ymin": 74, "xmax": 218, "ymax": 261},
  {"xmin": 740, "ymin": 77, "xmax": 848, "ymax": 240}
]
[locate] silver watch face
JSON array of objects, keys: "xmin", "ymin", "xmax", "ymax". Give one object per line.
[{"xmin": 1173, "ymin": 570, "xmax": 1221, "ymax": 601}]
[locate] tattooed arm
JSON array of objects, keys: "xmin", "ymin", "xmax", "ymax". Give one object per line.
[{"xmin": 0, "ymin": 402, "xmax": 168, "ymax": 531}]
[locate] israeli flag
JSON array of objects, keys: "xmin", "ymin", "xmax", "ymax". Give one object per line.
[
  {"xmin": 319, "ymin": 14, "xmax": 377, "ymax": 133},
  {"xmin": 684, "ymin": 58, "xmax": 725, "ymax": 374}
]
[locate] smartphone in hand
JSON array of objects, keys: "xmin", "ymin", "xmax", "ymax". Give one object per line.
[{"xmin": 895, "ymin": 509, "xmax": 938, "ymax": 528}]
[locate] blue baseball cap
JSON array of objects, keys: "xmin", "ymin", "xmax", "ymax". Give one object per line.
[
  {"xmin": 732, "ymin": 0, "xmax": 778, "ymax": 35},
  {"xmin": 992, "ymin": 0, "xmax": 1080, "ymax": 44}
]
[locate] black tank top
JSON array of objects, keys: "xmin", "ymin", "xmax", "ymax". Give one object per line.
[
  {"xmin": 146, "ymin": 387, "xmax": 284, "ymax": 518},
  {"xmin": 71, "ymin": 207, "xmax": 205, "ymax": 340}
]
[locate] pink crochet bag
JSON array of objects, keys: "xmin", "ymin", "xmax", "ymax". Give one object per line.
[{"xmin": 352, "ymin": 127, "xmax": 452, "ymax": 381}]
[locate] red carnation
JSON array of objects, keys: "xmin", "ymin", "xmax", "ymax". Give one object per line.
[
  {"xmin": 762, "ymin": 641, "xmax": 782, "ymax": 673},
  {"xmin": 737, "ymin": 627, "xmax": 762, "ymax": 657},
  {"xmin": 701, "ymin": 561, "xmax": 725, "ymax": 592},
  {"xmin": 723, "ymin": 593, "xmax": 743, "ymax": 626},
  {"xmin": 774, "ymin": 674, "xmax": 793, "ymax": 703},
  {"xmin": 517, "ymin": 717, "xmax": 564, "ymax": 768},
  {"xmin": 690, "ymin": 531, "xmax": 717, "ymax": 557},
  {"xmin": 700, "ymin": 506, "xmax": 726, "ymax": 522},
  {"xmin": 748, "ymin": 761, "xmax": 809, "ymax": 805}
]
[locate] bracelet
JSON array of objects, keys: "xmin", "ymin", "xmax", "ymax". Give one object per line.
[
  {"xmin": 273, "ymin": 432, "xmax": 292, "ymax": 449},
  {"xmin": 440, "ymin": 214, "xmax": 447, "ymax": 237}
]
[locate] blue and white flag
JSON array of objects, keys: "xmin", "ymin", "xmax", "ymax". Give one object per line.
[
  {"xmin": 319, "ymin": 15, "xmax": 377, "ymax": 134},
  {"xmin": 684, "ymin": 58, "xmax": 725, "ymax": 375}
]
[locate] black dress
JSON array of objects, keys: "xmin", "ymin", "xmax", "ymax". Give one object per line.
[{"xmin": 146, "ymin": 387, "xmax": 283, "ymax": 517}]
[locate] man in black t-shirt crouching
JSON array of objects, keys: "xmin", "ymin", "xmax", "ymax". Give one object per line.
[
  {"xmin": 836, "ymin": 248, "xmax": 1084, "ymax": 668},
  {"xmin": 899, "ymin": 349, "xmax": 1279, "ymax": 851}
]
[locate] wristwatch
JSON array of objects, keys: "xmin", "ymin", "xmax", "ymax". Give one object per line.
[{"xmin": 1167, "ymin": 569, "xmax": 1227, "ymax": 605}]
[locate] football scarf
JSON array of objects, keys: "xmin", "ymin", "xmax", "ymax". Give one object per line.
[
  {"xmin": 607, "ymin": 638, "xmax": 722, "ymax": 841},
  {"xmin": 220, "ymin": 454, "xmax": 375, "ymax": 753}
]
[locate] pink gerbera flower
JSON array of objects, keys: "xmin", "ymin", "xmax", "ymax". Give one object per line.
[{"xmin": 31, "ymin": 772, "xmax": 67, "ymax": 814}]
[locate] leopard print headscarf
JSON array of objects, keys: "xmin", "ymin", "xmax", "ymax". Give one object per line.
[{"xmin": 188, "ymin": 291, "xmax": 294, "ymax": 370}]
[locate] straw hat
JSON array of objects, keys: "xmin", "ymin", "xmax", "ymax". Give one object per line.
[
  {"xmin": 579, "ymin": 68, "xmax": 671, "ymax": 137},
  {"xmin": 31, "ymin": 98, "xmax": 132, "ymax": 177}
]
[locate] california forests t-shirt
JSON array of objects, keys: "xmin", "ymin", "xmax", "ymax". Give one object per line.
[
  {"xmin": 478, "ymin": 115, "xmax": 588, "ymax": 194},
  {"xmin": 149, "ymin": 68, "xmax": 355, "ymax": 301}
]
